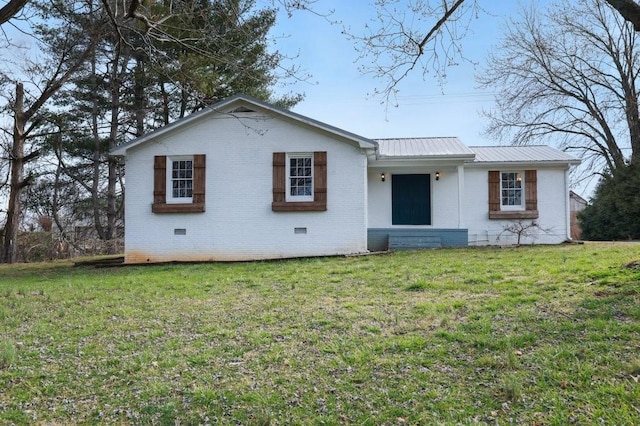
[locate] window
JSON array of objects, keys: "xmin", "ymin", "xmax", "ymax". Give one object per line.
[
  {"xmin": 169, "ymin": 157, "xmax": 193, "ymax": 203},
  {"xmin": 500, "ymin": 172, "xmax": 523, "ymax": 210},
  {"xmin": 286, "ymin": 154, "xmax": 313, "ymax": 202},
  {"xmin": 488, "ymin": 170, "xmax": 538, "ymax": 219},
  {"xmin": 152, "ymin": 154, "xmax": 205, "ymax": 213},
  {"xmin": 272, "ymin": 151, "xmax": 327, "ymax": 211}
]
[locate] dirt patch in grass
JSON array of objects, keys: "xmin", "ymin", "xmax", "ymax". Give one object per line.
[{"xmin": 624, "ymin": 259, "xmax": 640, "ymax": 270}]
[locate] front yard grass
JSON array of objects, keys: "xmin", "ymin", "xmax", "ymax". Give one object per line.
[{"xmin": 1, "ymin": 243, "xmax": 639, "ymax": 424}]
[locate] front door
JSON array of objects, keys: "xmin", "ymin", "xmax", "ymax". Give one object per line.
[{"xmin": 392, "ymin": 174, "xmax": 431, "ymax": 225}]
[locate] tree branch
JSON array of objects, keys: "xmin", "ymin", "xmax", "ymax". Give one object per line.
[
  {"xmin": 606, "ymin": 0, "xmax": 640, "ymax": 31},
  {"xmin": 0, "ymin": 0, "xmax": 28, "ymax": 25},
  {"xmin": 417, "ymin": 0, "xmax": 467, "ymax": 54}
]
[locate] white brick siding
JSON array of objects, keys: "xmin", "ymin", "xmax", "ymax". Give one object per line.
[{"xmin": 124, "ymin": 111, "xmax": 368, "ymax": 262}]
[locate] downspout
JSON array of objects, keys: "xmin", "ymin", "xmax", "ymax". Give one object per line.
[
  {"xmin": 364, "ymin": 146, "xmax": 377, "ymax": 252},
  {"xmin": 363, "ymin": 153, "xmax": 369, "ymax": 252},
  {"xmin": 457, "ymin": 165, "xmax": 465, "ymax": 229},
  {"xmin": 565, "ymin": 166, "xmax": 571, "ymax": 241}
]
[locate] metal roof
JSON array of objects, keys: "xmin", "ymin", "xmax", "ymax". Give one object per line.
[
  {"xmin": 470, "ymin": 145, "xmax": 580, "ymax": 164},
  {"xmin": 375, "ymin": 137, "xmax": 475, "ymax": 158}
]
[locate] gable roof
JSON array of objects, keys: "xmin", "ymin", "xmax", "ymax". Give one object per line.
[
  {"xmin": 374, "ymin": 137, "xmax": 475, "ymax": 160},
  {"xmin": 110, "ymin": 94, "xmax": 378, "ymax": 156},
  {"xmin": 570, "ymin": 190, "xmax": 588, "ymax": 204},
  {"xmin": 469, "ymin": 145, "xmax": 580, "ymax": 166}
]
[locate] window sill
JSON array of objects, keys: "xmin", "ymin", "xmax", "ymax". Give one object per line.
[
  {"xmin": 152, "ymin": 203, "xmax": 205, "ymax": 213},
  {"xmin": 272, "ymin": 201, "xmax": 326, "ymax": 212},
  {"xmin": 489, "ymin": 210, "xmax": 538, "ymax": 220}
]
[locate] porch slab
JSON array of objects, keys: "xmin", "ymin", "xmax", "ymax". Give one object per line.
[
  {"xmin": 368, "ymin": 228, "xmax": 468, "ymax": 251},
  {"xmin": 389, "ymin": 235, "xmax": 442, "ymax": 250}
]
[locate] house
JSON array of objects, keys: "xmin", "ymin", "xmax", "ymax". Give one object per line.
[
  {"xmin": 111, "ymin": 94, "xmax": 580, "ymax": 263},
  {"xmin": 569, "ymin": 190, "xmax": 588, "ymax": 240}
]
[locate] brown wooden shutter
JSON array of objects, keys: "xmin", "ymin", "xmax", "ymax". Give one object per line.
[
  {"xmin": 313, "ymin": 151, "xmax": 327, "ymax": 208},
  {"xmin": 488, "ymin": 169, "xmax": 539, "ymax": 220},
  {"xmin": 193, "ymin": 154, "xmax": 206, "ymax": 205},
  {"xmin": 273, "ymin": 152, "xmax": 286, "ymax": 204},
  {"xmin": 152, "ymin": 154, "xmax": 205, "ymax": 213},
  {"xmin": 525, "ymin": 169, "xmax": 537, "ymax": 211},
  {"xmin": 272, "ymin": 151, "xmax": 327, "ymax": 212},
  {"xmin": 488, "ymin": 170, "xmax": 500, "ymax": 212},
  {"xmin": 153, "ymin": 155, "xmax": 166, "ymax": 205}
]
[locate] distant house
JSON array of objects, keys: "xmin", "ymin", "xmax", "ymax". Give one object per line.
[
  {"xmin": 569, "ymin": 191, "xmax": 588, "ymax": 240},
  {"xmin": 111, "ymin": 94, "xmax": 581, "ymax": 263}
]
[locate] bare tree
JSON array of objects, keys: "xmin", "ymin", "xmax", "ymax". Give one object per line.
[
  {"xmin": 3, "ymin": 1, "xmax": 640, "ymax": 102},
  {"xmin": 1, "ymin": 3, "xmax": 102, "ymax": 263},
  {"xmin": 496, "ymin": 220, "xmax": 554, "ymax": 246},
  {"xmin": 348, "ymin": 0, "xmax": 479, "ymax": 103},
  {"xmin": 349, "ymin": 0, "xmax": 640, "ymax": 103},
  {"xmin": 479, "ymin": 0, "xmax": 640, "ymax": 174}
]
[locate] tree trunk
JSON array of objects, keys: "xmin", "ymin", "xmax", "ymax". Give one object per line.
[
  {"xmin": 625, "ymin": 60, "xmax": 640, "ymax": 165},
  {"xmin": 3, "ymin": 82, "xmax": 26, "ymax": 263},
  {"xmin": 624, "ymin": 88, "xmax": 640, "ymax": 166},
  {"xmin": 106, "ymin": 157, "xmax": 118, "ymax": 253},
  {"xmin": 105, "ymin": 43, "xmax": 124, "ymax": 253},
  {"xmin": 91, "ymin": 46, "xmax": 107, "ymax": 241},
  {"xmin": 51, "ymin": 134, "xmax": 68, "ymax": 242},
  {"xmin": 160, "ymin": 81, "xmax": 170, "ymax": 125},
  {"xmin": 134, "ymin": 52, "xmax": 146, "ymax": 137}
]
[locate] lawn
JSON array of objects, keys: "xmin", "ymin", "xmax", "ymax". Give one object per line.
[{"xmin": 1, "ymin": 243, "xmax": 639, "ymax": 425}]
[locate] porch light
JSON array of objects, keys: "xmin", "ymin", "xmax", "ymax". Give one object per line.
[
  {"xmin": 381, "ymin": 173, "xmax": 386, "ymax": 182},
  {"xmin": 435, "ymin": 171, "xmax": 440, "ymax": 181}
]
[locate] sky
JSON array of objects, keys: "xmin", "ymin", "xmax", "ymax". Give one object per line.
[
  {"xmin": 1, "ymin": 0, "xmax": 590, "ymax": 196},
  {"xmin": 269, "ymin": 0, "xmax": 528, "ymax": 145},
  {"xmin": 269, "ymin": 0, "xmax": 598, "ymax": 197},
  {"xmin": 0, "ymin": 0, "xmax": 545, "ymax": 147}
]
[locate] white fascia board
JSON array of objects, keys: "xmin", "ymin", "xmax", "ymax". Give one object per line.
[
  {"xmin": 464, "ymin": 160, "xmax": 581, "ymax": 169},
  {"xmin": 369, "ymin": 156, "xmax": 475, "ymax": 168}
]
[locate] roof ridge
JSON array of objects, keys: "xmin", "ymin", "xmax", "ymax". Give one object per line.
[
  {"xmin": 469, "ymin": 145, "xmax": 550, "ymax": 148},
  {"xmin": 374, "ymin": 136, "xmax": 459, "ymax": 141}
]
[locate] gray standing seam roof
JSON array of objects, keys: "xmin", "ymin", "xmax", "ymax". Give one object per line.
[
  {"xmin": 470, "ymin": 145, "xmax": 580, "ymax": 163},
  {"xmin": 375, "ymin": 137, "xmax": 475, "ymax": 158}
]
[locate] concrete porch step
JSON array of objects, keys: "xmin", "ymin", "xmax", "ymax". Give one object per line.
[{"xmin": 388, "ymin": 235, "xmax": 442, "ymax": 250}]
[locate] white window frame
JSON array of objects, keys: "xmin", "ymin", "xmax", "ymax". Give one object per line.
[
  {"xmin": 286, "ymin": 153, "xmax": 314, "ymax": 202},
  {"xmin": 500, "ymin": 171, "xmax": 524, "ymax": 211},
  {"xmin": 167, "ymin": 156, "xmax": 194, "ymax": 204}
]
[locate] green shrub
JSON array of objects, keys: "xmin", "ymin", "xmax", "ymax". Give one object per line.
[{"xmin": 579, "ymin": 163, "xmax": 640, "ymax": 240}]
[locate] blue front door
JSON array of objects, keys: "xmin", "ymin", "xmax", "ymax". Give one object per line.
[{"xmin": 392, "ymin": 174, "xmax": 431, "ymax": 225}]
